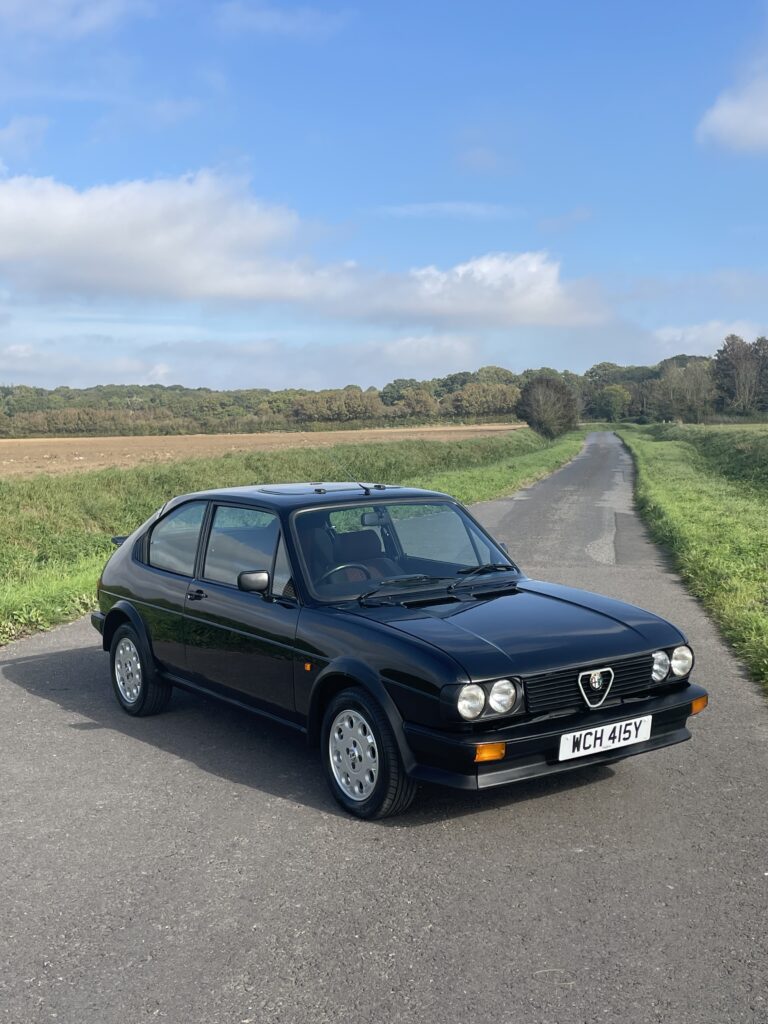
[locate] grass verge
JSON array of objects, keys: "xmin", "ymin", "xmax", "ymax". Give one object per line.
[
  {"xmin": 0, "ymin": 427, "xmax": 587, "ymax": 645},
  {"xmin": 617, "ymin": 424, "xmax": 768, "ymax": 688}
]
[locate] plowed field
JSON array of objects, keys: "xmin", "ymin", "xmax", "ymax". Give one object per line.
[{"xmin": 0, "ymin": 423, "xmax": 523, "ymax": 477}]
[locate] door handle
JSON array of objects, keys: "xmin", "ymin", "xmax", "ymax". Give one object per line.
[{"xmin": 188, "ymin": 588, "xmax": 208, "ymax": 601}]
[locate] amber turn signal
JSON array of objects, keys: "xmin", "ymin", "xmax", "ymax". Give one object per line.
[
  {"xmin": 691, "ymin": 695, "xmax": 708, "ymax": 715},
  {"xmin": 474, "ymin": 741, "xmax": 506, "ymax": 763}
]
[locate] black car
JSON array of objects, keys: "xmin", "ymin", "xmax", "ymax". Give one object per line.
[{"xmin": 92, "ymin": 482, "xmax": 708, "ymax": 818}]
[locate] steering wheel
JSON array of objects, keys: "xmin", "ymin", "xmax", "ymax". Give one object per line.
[{"xmin": 316, "ymin": 563, "xmax": 373, "ymax": 585}]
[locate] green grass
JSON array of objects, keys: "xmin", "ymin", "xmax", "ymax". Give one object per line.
[
  {"xmin": 617, "ymin": 423, "xmax": 768, "ymax": 688},
  {"xmin": 0, "ymin": 427, "xmax": 587, "ymax": 645}
]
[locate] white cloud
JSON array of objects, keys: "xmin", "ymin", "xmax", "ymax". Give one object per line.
[
  {"xmin": 0, "ymin": 332, "xmax": 481, "ymax": 390},
  {"xmin": 380, "ymin": 201, "xmax": 522, "ymax": 221},
  {"xmin": 217, "ymin": 1, "xmax": 347, "ymax": 37},
  {"xmin": 697, "ymin": 73, "xmax": 768, "ymax": 152},
  {"xmin": 653, "ymin": 319, "xmax": 763, "ymax": 355},
  {"xmin": 0, "ymin": 336, "xmax": 175, "ymax": 385},
  {"xmin": 0, "ymin": 171, "xmax": 300, "ymax": 300},
  {"xmin": 620, "ymin": 267, "xmax": 768, "ymax": 308},
  {"xmin": 397, "ymin": 252, "xmax": 601, "ymax": 327},
  {"xmin": 143, "ymin": 334, "xmax": 480, "ymax": 389},
  {"xmin": 2, "ymin": 342, "xmax": 33, "ymax": 357},
  {"xmin": 0, "ymin": 116, "xmax": 48, "ymax": 161},
  {"xmin": 0, "ymin": 171, "xmax": 604, "ymax": 328},
  {"xmin": 0, "ymin": 0, "xmax": 146, "ymax": 38}
]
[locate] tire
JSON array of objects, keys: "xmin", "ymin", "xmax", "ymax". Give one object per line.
[
  {"xmin": 109, "ymin": 624, "xmax": 172, "ymax": 717},
  {"xmin": 321, "ymin": 688, "xmax": 417, "ymax": 819}
]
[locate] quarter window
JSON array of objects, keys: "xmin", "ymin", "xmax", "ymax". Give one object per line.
[
  {"xmin": 204, "ymin": 505, "xmax": 279, "ymax": 587},
  {"xmin": 149, "ymin": 501, "xmax": 207, "ymax": 577}
]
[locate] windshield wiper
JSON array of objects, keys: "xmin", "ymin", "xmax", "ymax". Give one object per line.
[
  {"xmin": 448, "ymin": 563, "xmax": 518, "ymax": 591},
  {"xmin": 358, "ymin": 575, "xmax": 451, "ymax": 605}
]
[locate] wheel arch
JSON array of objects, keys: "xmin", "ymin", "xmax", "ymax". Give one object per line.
[
  {"xmin": 307, "ymin": 659, "xmax": 416, "ymax": 774},
  {"xmin": 102, "ymin": 601, "xmax": 153, "ymax": 656}
]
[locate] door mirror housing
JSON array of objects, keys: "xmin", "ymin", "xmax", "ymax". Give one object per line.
[
  {"xmin": 360, "ymin": 510, "xmax": 385, "ymax": 527},
  {"xmin": 238, "ymin": 570, "xmax": 270, "ymax": 594}
]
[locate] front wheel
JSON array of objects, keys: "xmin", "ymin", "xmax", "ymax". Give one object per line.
[
  {"xmin": 321, "ymin": 688, "xmax": 416, "ymax": 819},
  {"xmin": 110, "ymin": 624, "xmax": 172, "ymax": 716}
]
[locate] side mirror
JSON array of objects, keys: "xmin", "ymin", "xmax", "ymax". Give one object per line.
[
  {"xmin": 361, "ymin": 510, "xmax": 384, "ymax": 526},
  {"xmin": 238, "ymin": 570, "xmax": 270, "ymax": 594},
  {"xmin": 500, "ymin": 542, "xmax": 509, "ymax": 553}
]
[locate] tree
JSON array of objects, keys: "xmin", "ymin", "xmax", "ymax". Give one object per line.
[
  {"xmin": 713, "ymin": 335, "xmax": 761, "ymax": 414},
  {"xmin": 516, "ymin": 375, "xmax": 578, "ymax": 439},
  {"xmin": 448, "ymin": 382, "xmax": 520, "ymax": 416},
  {"xmin": 755, "ymin": 337, "xmax": 768, "ymax": 412},
  {"xmin": 677, "ymin": 360, "xmax": 715, "ymax": 422},
  {"xmin": 584, "ymin": 362, "xmax": 623, "ymax": 387},
  {"xmin": 645, "ymin": 361, "xmax": 715, "ymax": 423},
  {"xmin": 476, "ymin": 365, "xmax": 519, "ymax": 387},
  {"xmin": 431, "ymin": 371, "xmax": 475, "ymax": 398},
  {"xmin": 400, "ymin": 387, "xmax": 438, "ymax": 418},
  {"xmin": 596, "ymin": 384, "xmax": 631, "ymax": 421},
  {"xmin": 380, "ymin": 378, "xmax": 420, "ymax": 406}
]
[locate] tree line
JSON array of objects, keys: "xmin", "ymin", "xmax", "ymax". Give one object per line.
[{"xmin": 0, "ymin": 335, "xmax": 765, "ymax": 438}]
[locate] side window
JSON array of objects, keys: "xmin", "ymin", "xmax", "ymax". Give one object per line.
[
  {"xmin": 149, "ymin": 501, "xmax": 207, "ymax": 577},
  {"xmin": 272, "ymin": 533, "xmax": 296, "ymax": 600},
  {"xmin": 203, "ymin": 505, "xmax": 279, "ymax": 587}
]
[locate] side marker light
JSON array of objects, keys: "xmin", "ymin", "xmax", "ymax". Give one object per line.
[{"xmin": 691, "ymin": 695, "xmax": 708, "ymax": 715}]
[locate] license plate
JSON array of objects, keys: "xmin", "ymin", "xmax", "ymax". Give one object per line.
[{"xmin": 558, "ymin": 715, "xmax": 652, "ymax": 761}]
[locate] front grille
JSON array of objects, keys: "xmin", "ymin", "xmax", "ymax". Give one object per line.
[{"xmin": 524, "ymin": 654, "xmax": 654, "ymax": 714}]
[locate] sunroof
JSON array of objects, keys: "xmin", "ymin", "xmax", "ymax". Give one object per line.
[{"xmin": 256, "ymin": 482, "xmax": 370, "ymax": 495}]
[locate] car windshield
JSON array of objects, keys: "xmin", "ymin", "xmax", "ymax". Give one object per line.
[{"xmin": 293, "ymin": 499, "xmax": 517, "ymax": 603}]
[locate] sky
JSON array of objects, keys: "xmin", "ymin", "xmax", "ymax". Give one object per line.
[{"xmin": 0, "ymin": 0, "xmax": 767, "ymax": 391}]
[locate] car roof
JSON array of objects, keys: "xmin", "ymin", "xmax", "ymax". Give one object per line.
[{"xmin": 164, "ymin": 482, "xmax": 453, "ymax": 513}]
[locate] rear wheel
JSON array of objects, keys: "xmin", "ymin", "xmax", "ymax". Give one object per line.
[
  {"xmin": 109, "ymin": 624, "xmax": 171, "ymax": 716},
  {"xmin": 321, "ymin": 688, "xmax": 416, "ymax": 819}
]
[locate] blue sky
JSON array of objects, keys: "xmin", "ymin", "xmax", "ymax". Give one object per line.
[{"xmin": 0, "ymin": 0, "xmax": 767, "ymax": 390}]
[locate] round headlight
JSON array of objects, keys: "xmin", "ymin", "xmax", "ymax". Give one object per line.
[
  {"xmin": 457, "ymin": 683, "xmax": 485, "ymax": 720},
  {"xmin": 652, "ymin": 650, "xmax": 670, "ymax": 682},
  {"xmin": 670, "ymin": 645, "xmax": 694, "ymax": 677},
  {"xmin": 489, "ymin": 679, "xmax": 516, "ymax": 714}
]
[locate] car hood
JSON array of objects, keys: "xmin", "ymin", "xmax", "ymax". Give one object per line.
[{"xmin": 349, "ymin": 578, "xmax": 685, "ymax": 680}]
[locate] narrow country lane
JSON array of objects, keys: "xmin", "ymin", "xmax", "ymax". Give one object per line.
[{"xmin": 1, "ymin": 432, "xmax": 766, "ymax": 1024}]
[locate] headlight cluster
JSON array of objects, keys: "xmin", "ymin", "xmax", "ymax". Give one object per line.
[
  {"xmin": 457, "ymin": 679, "xmax": 520, "ymax": 720},
  {"xmin": 651, "ymin": 645, "xmax": 693, "ymax": 682},
  {"xmin": 671, "ymin": 645, "xmax": 694, "ymax": 676},
  {"xmin": 652, "ymin": 650, "xmax": 670, "ymax": 682}
]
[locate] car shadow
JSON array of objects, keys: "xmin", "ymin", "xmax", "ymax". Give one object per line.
[{"xmin": 0, "ymin": 644, "xmax": 616, "ymax": 827}]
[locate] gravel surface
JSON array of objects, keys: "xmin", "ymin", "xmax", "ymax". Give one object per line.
[{"xmin": 1, "ymin": 431, "xmax": 766, "ymax": 1024}]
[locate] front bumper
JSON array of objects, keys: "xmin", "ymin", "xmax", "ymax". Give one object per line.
[
  {"xmin": 91, "ymin": 610, "xmax": 105, "ymax": 635},
  {"xmin": 403, "ymin": 683, "xmax": 708, "ymax": 790}
]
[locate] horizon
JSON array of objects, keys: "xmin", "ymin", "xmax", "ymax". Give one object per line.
[
  {"xmin": 1, "ymin": 1, "xmax": 768, "ymax": 390},
  {"xmin": 0, "ymin": 350, "xmax": 713, "ymax": 395}
]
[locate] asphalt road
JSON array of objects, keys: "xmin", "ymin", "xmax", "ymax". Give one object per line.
[{"xmin": 2, "ymin": 431, "xmax": 767, "ymax": 1024}]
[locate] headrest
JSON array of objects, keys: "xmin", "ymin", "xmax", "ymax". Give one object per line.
[
  {"xmin": 335, "ymin": 529, "xmax": 383, "ymax": 561},
  {"xmin": 306, "ymin": 527, "xmax": 334, "ymax": 567}
]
